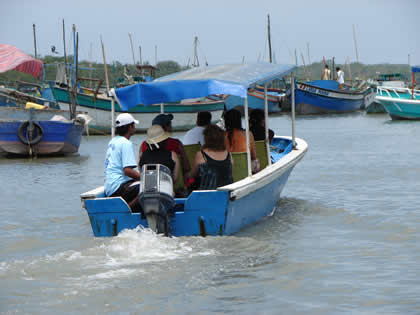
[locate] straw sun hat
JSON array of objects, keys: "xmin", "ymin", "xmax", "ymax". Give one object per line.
[{"xmin": 145, "ymin": 125, "xmax": 170, "ymax": 148}]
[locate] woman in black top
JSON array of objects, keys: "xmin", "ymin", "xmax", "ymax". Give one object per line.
[
  {"xmin": 139, "ymin": 125, "xmax": 180, "ymax": 182},
  {"xmin": 188, "ymin": 124, "xmax": 233, "ymax": 190}
]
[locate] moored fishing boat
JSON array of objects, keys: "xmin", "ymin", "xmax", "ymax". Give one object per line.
[
  {"xmin": 51, "ymin": 84, "xmax": 225, "ymax": 134},
  {"xmin": 0, "ymin": 44, "xmax": 88, "ymax": 156},
  {"xmin": 80, "ymin": 62, "xmax": 308, "ymax": 237},
  {"xmin": 295, "ymin": 80, "xmax": 369, "ymax": 114}
]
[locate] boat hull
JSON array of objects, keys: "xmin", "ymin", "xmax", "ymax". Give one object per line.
[
  {"xmin": 376, "ymin": 95, "xmax": 420, "ymax": 120},
  {"xmin": 51, "ymin": 86, "xmax": 225, "ymax": 134},
  {"xmin": 0, "ymin": 107, "xmax": 83, "ymax": 155},
  {"xmin": 295, "ymin": 81, "xmax": 365, "ymax": 114},
  {"xmin": 81, "ymin": 137, "xmax": 307, "ymax": 237}
]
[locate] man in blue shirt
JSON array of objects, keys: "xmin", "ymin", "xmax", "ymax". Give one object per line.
[{"xmin": 104, "ymin": 113, "xmax": 141, "ymax": 211}]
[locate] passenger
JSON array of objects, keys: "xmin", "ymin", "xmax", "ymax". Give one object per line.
[
  {"xmin": 183, "ymin": 111, "xmax": 212, "ymax": 145},
  {"xmin": 139, "ymin": 125, "xmax": 180, "ymax": 184},
  {"xmin": 187, "ymin": 124, "xmax": 233, "ymax": 190},
  {"xmin": 336, "ymin": 67, "xmax": 345, "ymax": 89},
  {"xmin": 249, "ymin": 109, "xmax": 274, "ymax": 142},
  {"xmin": 269, "ymin": 129, "xmax": 274, "ymax": 144},
  {"xmin": 104, "ymin": 113, "xmax": 142, "ymax": 212},
  {"xmin": 140, "ymin": 113, "xmax": 191, "ymax": 176},
  {"xmin": 321, "ymin": 64, "xmax": 331, "ymax": 80},
  {"xmin": 224, "ymin": 108, "xmax": 259, "ymax": 173}
]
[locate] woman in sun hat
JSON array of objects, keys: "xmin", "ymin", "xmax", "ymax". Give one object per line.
[{"xmin": 138, "ymin": 124, "xmax": 180, "ymax": 183}]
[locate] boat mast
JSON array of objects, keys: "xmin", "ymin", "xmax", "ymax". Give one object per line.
[
  {"xmin": 267, "ymin": 14, "xmax": 272, "ymax": 63},
  {"xmin": 101, "ymin": 36, "xmax": 114, "ymax": 137},
  {"xmin": 139, "ymin": 46, "xmax": 142, "ymax": 65},
  {"xmin": 128, "ymin": 33, "xmax": 136, "ymax": 65},
  {"xmin": 307, "ymin": 42, "xmax": 312, "ymax": 80},
  {"xmin": 193, "ymin": 36, "xmax": 199, "ymax": 67},
  {"xmin": 32, "ymin": 24, "xmax": 37, "ymax": 59},
  {"xmin": 62, "ymin": 20, "xmax": 75, "ymax": 120},
  {"xmin": 352, "ymin": 24, "xmax": 361, "ymax": 81}
]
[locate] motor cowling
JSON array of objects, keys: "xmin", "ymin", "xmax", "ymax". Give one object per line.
[{"xmin": 138, "ymin": 164, "xmax": 175, "ymax": 236}]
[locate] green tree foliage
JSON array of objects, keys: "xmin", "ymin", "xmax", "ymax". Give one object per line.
[{"xmin": 0, "ymin": 55, "xmax": 187, "ymax": 88}]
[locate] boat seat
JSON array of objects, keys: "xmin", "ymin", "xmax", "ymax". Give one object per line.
[
  {"xmin": 184, "ymin": 143, "xmax": 202, "ymax": 166},
  {"xmin": 231, "ymin": 152, "xmax": 248, "ymax": 182},
  {"xmin": 255, "ymin": 140, "xmax": 269, "ymax": 170}
]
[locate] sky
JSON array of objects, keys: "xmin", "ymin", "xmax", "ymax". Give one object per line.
[{"xmin": 1, "ymin": 0, "xmax": 419, "ymax": 67}]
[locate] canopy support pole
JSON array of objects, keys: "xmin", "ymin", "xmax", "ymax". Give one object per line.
[
  {"xmin": 160, "ymin": 103, "xmax": 164, "ymax": 113},
  {"xmin": 111, "ymin": 98, "xmax": 115, "ymax": 137},
  {"xmin": 264, "ymin": 84, "xmax": 271, "ymax": 166},
  {"xmin": 244, "ymin": 96, "xmax": 252, "ymax": 177},
  {"xmin": 291, "ymin": 72, "xmax": 296, "ymax": 149}
]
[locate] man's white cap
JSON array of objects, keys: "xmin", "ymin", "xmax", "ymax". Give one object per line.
[{"xmin": 115, "ymin": 113, "xmax": 139, "ymax": 127}]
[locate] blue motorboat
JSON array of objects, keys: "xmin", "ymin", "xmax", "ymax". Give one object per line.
[
  {"xmin": 81, "ymin": 62, "xmax": 308, "ymax": 237},
  {"xmin": 295, "ymin": 80, "xmax": 368, "ymax": 114}
]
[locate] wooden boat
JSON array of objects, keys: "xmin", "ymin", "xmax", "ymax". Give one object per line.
[
  {"xmin": 0, "ymin": 106, "xmax": 86, "ymax": 156},
  {"xmin": 375, "ymin": 66, "xmax": 420, "ymax": 120},
  {"xmin": 50, "ymin": 85, "xmax": 225, "ymax": 135},
  {"xmin": 295, "ymin": 80, "xmax": 369, "ymax": 114},
  {"xmin": 80, "ymin": 62, "xmax": 308, "ymax": 237},
  {"xmin": 0, "ymin": 44, "xmax": 87, "ymax": 156}
]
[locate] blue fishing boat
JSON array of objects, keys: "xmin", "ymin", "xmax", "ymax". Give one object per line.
[
  {"xmin": 0, "ymin": 44, "xmax": 87, "ymax": 156},
  {"xmin": 0, "ymin": 106, "xmax": 87, "ymax": 156},
  {"xmin": 81, "ymin": 62, "xmax": 308, "ymax": 237},
  {"xmin": 295, "ymin": 80, "xmax": 368, "ymax": 114},
  {"xmin": 375, "ymin": 66, "xmax": 420, "ymax": 120}
]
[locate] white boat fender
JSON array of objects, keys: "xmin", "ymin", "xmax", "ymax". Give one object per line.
[
  {"xmin": 17, "ymin": 121, "xmax": 44, "ymax": 145},
  {"xmin": 75, "ymin": 113, "xmax": 92, "ymax": 126}
]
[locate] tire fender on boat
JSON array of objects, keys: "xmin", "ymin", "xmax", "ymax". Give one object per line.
[{"xmin": 17, "ymin": 121, "xmax": 44, "ymax": 145}]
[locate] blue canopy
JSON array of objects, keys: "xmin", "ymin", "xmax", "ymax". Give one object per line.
[
  {"xmin": 114, "ymin": 62, "xmax": 296, "ymax": 110},
  {"xmin": 412, "ymin": 65, "xmax": 420, "ymax": 73}
]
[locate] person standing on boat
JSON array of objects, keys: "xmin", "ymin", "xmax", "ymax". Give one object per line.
[
  {"xmin": 336, "ymin": 67, "xmax": 345, "ymax": 89},
  {"xmin": 104, "ymin": 113, "xmax": 142, "ymax": 212},
  {"xmin": 183, "ymin": 111, "xmax": 212, "ymax": 145},
  {"xmin": 187, "ymin": 124, "xmax": 233, "ymax": 190},
  {"xmin": 321, "ymin": 65, "xmax": 331, "ymax": 80}
]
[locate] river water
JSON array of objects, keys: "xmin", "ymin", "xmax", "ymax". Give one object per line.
[{"xmin": 1, "ymin": 112, "xmax": 419, "ymax": 314}]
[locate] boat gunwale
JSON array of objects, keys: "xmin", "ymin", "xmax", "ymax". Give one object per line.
[{"xmin": 376, "ymin": 95, "xmax": 420, "ymax": 105}]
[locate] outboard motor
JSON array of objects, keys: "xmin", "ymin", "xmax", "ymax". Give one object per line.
[{"xmin": 138, "ymin": 164, "xmax": 175, "ymax": 236}]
